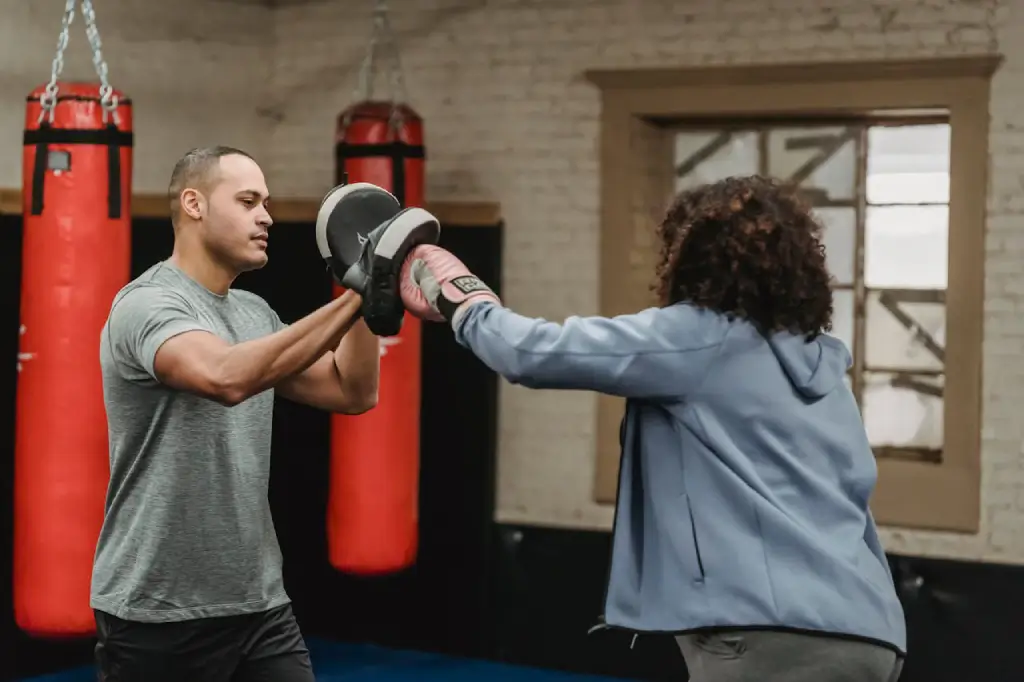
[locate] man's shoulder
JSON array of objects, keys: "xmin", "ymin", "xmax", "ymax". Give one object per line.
[
  {"xmin": 130, "ymin": 261, "xmax": 178, "ymax": 286},
  {"xmin": 105, "ymin": 266, "xmax": 203, "ymax": 344},
  {"xmin": 111, "ymin": 264, "xmax": 193, "ymax": 310},
  {"xmin": 114, "ymin": 261, "xmax": 177, "ymax": 295}
]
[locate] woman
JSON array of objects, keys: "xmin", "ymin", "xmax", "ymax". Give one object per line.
[{"xmin": 401, "ymin": 175, "xmax": 906, "ymax": 682}]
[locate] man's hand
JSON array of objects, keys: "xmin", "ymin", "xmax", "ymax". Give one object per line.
[{"xmin": 316, "ymin": 182, "xmax": 440, "ymax": 337}]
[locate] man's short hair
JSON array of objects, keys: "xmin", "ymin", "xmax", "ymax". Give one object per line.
[{"xmin": 167, "ymin": 146, "xmax": 255, "ymax": 224}]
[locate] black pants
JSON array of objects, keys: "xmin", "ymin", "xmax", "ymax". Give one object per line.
[{"xmin": 94, "ymin": 603, "xmax": 314, "ymax": 682}]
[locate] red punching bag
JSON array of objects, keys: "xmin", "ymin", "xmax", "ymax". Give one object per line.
[
  {"xmin": 14, "ymin": 82, "xmax": 133, "ymax": 637},
  {"xmin": 327, "ymin": 101, "xmax": 425, "ymax": 574}
]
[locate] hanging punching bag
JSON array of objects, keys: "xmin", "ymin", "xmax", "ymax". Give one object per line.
[
  {"xmin": 327, "ymin": 101, "xmax": 425, "ymax": 574},
  {"xmin": 14, "ymin": 82, "xmax": 133, "ymax": 637}
]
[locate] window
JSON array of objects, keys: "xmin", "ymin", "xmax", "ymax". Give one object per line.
[
  {"xmin": 586, "ymin": 57, "xmax": 998, "ymax": 532},
  {"xmin": 674, "ymin": 120, "xmax": 949, "ymax": 466}
]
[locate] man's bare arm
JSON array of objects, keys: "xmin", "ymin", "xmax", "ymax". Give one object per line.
[
  {"xmin": 276, "ymin": 319, "xmax": 381, "ymax": 414},
  {"xmin": 152, "ymin": 290, "xmax": 364, "ymax": 406}
]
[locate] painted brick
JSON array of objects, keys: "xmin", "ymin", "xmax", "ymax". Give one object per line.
[
  {"xmin": 0, "ymin": 0, "xmax": 272, "ymax": 193},
  {"xmin": 269, "ymin": 0, "xmax": 1019, "ymax": 563},
  {"xmin": 3, "ymin": 0, "xmax": 1021, "ymax": 563}
]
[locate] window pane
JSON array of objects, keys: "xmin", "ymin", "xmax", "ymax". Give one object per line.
[
  {"xmin": 815, "ymin": 207, "xmax": 856, "ymax": 286},
  {"xmin": 865, "ymin": 292, "xmax": 945, "ymax": 373},
  {"xmin": 862, "ymin": 371, "xmax": 943, "ymax": 451},
  {"xmin": 675, "ymin": 131, "xmax": 759, "ymax": 191},
  {"xmin": 867, "ymin": 124, "xmax": 950, "ymax": 204},
  {"xmin": 768, "ymin": 127, "xmax": 856, "ymax": 202},
  {"xmin": 865, "ymin": 205, "xmax": 948, "ymax": 289},
  {"xmin": 831, "ymin": 289, "xmax": 855, "ymax": 354}
]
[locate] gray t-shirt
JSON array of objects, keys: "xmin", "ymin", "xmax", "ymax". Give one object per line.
[{"xmin": 90, "ymin": 260, "xmax": 290, "ymax": 623}]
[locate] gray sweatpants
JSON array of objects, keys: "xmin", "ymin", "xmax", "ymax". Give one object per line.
[{"xmin": 676, "ymin": 630, "xmax": 904, "ymax": 682}]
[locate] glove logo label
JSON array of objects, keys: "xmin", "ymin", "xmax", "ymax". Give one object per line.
[{"xmin": 450, "ymin": 276, "xmax": 491, "ymax": 295}]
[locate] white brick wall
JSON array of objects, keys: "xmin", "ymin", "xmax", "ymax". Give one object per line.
[
  {"xmin": 0, "ymin": 0, "xmax": 272, "ymax": 192},
  {"xmin": 271, "ymin": 0, "xmax": 1021, "ymax": 565},
  {"xmin": 3, "ymin": 0, "xmax": 1021, "ymax": 564}
]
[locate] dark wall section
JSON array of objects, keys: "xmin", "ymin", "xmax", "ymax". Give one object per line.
[
  {"xmin": 887, "ymin": 555, "xmax": 1024, "ymax": 681},
  {"xmin": 491, "ymin": 524, "xmax": 688, "ymax": 681}
]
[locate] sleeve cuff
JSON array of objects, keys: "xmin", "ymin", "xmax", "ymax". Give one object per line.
[{"xmin": 139, "ymin": 321, "xmax": 210, "ymax": 380}]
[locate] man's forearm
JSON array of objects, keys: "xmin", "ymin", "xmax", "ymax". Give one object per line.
[
  {"xmin": 217, "ymin": 290, "xmax": 363, "ymax": 401},
  {"xmin": 332, "ymin": 318, "xmax": 381, "ymax": 402}
]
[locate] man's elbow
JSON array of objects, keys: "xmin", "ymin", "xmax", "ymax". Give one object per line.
[
  {"xmin": 207, "ymin": 366, "xmax": 259, "ymax": 407},
  {"xmin": 158, "ymin": 363, "xmax": 252, "ymax": 407},
  {"xmin": 342, "ymin": 389, "xmax": 378, "ymax": 415},
  {"xmin": 210, "ymin": 379, "xmax": 251, "ymax": 407}
]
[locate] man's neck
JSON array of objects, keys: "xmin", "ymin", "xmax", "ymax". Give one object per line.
[{"xmin": 168, "ymin": 247, "xmax": 236, "ymax": 296}]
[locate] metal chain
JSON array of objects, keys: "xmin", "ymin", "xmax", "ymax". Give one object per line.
[
  {"xmin": 39, "ymin": 0, "xmax": 119, "ymax": 124},
  {"xmin": 377, "ymin": 1, "xmax": 408, "ymax": 129},
  {"xmin": 374, "ymin": 1, "xmax": 408, "ymax": 107},
  {"xmin": 80, "ymin": 0, "xmax": 119, "ymax": 123},
  {"xmin": 344, "ymin": 0, "xmax": 409, "ymax": 132},
  {"xmin": 351, "ymin": 10, "xmax": 379, "ymax": 104},
  {"xmin": 39, "ymin": 0, "xmax": 77, "ymax": 123}
]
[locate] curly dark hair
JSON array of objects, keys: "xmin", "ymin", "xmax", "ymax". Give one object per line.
[{"xmin": 653, "ymin": 175, "xmax": 833, "ymax": 338}]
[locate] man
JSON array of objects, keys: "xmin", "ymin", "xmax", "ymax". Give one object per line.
[
  {"xmin": 91, "ymin": 146, "xmax": 434, "ymax": 681},
  {"xmin": 400, "ymin": 175, "xmax": 906, "ymax": 682}
]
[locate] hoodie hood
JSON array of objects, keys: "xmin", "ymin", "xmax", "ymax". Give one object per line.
[{"xmin": 767, "ymin": 331, "xmax": 851, "ymax": 398}]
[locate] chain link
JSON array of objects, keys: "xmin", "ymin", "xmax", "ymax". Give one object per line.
[
  {"xmin": 39, "ymin": 0, "xmax": 119, "ymax": 124},
  {"xmin": 378, "ymin": 2, "xmax": 408, "ymax": 129},
  {"xmin": 81, "ymin": 0, "xmax": 119, "ymax": 122},
  {"xmin": 39, "ymin": 0, "xmax": 77, "ymax": 123},
  {"xmin": 352, "ymin": 10, "xmax": 379, "ymax": 104},
  {"xmin": 344, "ymin": 0, "xmax": 410, "ymax": 133}
]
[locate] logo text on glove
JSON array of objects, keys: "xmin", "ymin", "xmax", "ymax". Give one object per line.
[{"xmin": 450, "ymin": 276, "xmax": 492, "ymax": 295}]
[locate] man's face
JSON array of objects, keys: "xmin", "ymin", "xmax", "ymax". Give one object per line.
[{"xmin": 201, "ymin": 154, "xmax": 273, "ymax": 273}]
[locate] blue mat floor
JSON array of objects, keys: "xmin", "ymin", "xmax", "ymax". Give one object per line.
[{"xmin": 20, "ymin": 637, "xmax": 638, "ymax": 681}]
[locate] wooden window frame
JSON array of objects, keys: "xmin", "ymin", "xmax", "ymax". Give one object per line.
[{"xmin": 585, "ymin": 56, "xmax": 1001, "ymax": 533}]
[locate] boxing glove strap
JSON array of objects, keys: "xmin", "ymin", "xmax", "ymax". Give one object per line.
[{"xmin": 438, "ymin": 275, "xmax": 496, "ymax": 323}]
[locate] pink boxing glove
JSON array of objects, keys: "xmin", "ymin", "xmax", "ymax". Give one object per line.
[{"xmin": 400, "ymin": 244, "xmax": 501, "ymax": 326}]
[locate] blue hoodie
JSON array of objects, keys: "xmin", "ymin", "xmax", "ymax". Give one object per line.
[{"xmin": 454, "ymin": 300, "xmax": 907, "ymax": 654}]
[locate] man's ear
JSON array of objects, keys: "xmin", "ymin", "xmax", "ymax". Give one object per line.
[{"xmin": 180, "ymin": 188, "xmax": 204, "ymax": 220}]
